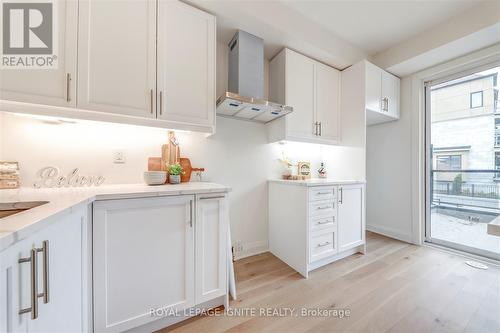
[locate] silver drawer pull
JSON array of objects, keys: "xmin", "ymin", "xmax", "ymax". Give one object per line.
[
  {"xmin": 35, "ymin": 241, "xmax": 49, "ymax": 304},
  {"xmin": 317, "ymin": 220, "xmax": 332, "ymax": 225},
  {"xmin": 316, "ymin": 191, "xmax": 331, "ymax": 195},
  {"xmin": 199, "ymin": 195, "xmax": 225, "ymax": 200},
  {"xmin": 18, "ymin": 248, "xmax": 38, "ymax": 319},
  {"xmin": 317, "ymin": 241, "xmax": 331, "ymax": 248},
  {"xmin": 316, "ymin": 206, "xmax": 331, "ymax": 210}
]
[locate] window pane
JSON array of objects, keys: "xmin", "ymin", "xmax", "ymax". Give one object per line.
[
  {"xmin": 450, "ymin": 155, "xmax": 461, "ymax": 170},
  {"xmin": 471, "ymin": 91, "xmax": 483, "ymax": 108}
]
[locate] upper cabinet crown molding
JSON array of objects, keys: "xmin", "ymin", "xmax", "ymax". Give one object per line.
[
  {"xmin": 268, "ymin": 48, "xmax": 341, "ymax": 145},
  {"xmin": 0, "ymin": 0, "xmax": 216, "ymax": 134}
]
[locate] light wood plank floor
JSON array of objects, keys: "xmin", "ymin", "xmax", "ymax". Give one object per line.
[{"xmin": 159, "ymin": 232, "xmax": 500, "ymax": 333}]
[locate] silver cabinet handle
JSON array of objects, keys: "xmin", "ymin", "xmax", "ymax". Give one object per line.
[
  {"xmin": 339, "ymin": 188, "xmax": 343, "ymax": 204},
  {"xmin": 150, "ymin": 89, "xmax": 154, "ymax": 114},
  {"xmin": 35, "ymin": 241, "xmax": 49, "ymax": 304},
  {"xmin": 316, "ymin": 191, "xmax": 330, "ymax": 195},
  {"xmin": 319, "ymin": 122, "xmax": 322, "ymax": 136},
  {"xmin": 313, "ymin": 122, "xmax": 318, "ymax": 136},
  {"xmin": 381, "ymin": 97, "xmax": 389, "ymax": 112},
  {"xmin": 66, "ymin": 73, "xmax": 71, "ymax": 102},
  {"xmin": 159, "ymin": 91, "xmax": 163, "ymax": 115},
  {"xmin": 189, "ymin": 200, "xmax": 193, "ymax": 228},
  {"xmin": 199, "ymin": 195, "xmax": 225, "ymax": 200},
  {"xmin": 316, "ymin": 205, "xmax": 331, "ymax": 210},
  {"xmin": 317, "ymin": 241, "xmax": 331, "ymax": 248},
  {"xmin": 18, "ymin": 248, "xmax": 38, "ymax": 319},
  {"xmin": 317, "ymin": 219, "xmax": 332, "ymax": 225}
]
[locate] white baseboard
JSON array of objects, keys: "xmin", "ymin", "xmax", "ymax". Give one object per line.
[
  {"xmin": 367, "ymin": 224, "xmax": 412, "ymax": 243},
  {"xmin": 234, "ymin": 240, "xmax": 268, "ymax": 260}
]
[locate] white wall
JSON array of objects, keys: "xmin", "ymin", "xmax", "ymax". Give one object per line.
[
  {"xmin": 0, "ymin": 111, "xmax": 362, "ymax": 258},
  {"xmin": 366, "ymin": 77, "xmax": 413, "ymax": 242}
]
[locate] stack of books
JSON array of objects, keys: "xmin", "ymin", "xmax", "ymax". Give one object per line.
[{"xmin": 0, "ymin": 161, "xmax": 20, "ymax": 189}]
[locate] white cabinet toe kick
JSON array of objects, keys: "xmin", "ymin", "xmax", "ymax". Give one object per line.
[{"xmin": 269, "ymin": 181, "xmax": 365, "ymax": 278}]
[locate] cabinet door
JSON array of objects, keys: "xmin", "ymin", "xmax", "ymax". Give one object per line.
[
  {"xmin": 157, "ymin": 0, "xmax": 216, "ymax": 127},
  {"xmin": 77, "ymin": 0, "xmax": 156, "ymax": 118},
  {"xmin": 382, "ymin": 71, "xmax": 400, "ymax": 119},
  {"xmin": 28, "ymin": 208, "xmax": 85, "ymax": 333},
  {"xmin": 0, "ymin": 242, "xmax": 28, "ymax": 333},
  {"xmin": 338, "ymin": 184, "xmax": 365, "ymax": 252},
  {"xmin": 0, "ymin": 0, "xmax": 78, "ymax": 107},
  {"xmin": 285, "ymin": 50, "xmax": 316, "ymax": 139},
  {"xmin": 195, "ymin": 195, "xmax": 227, "ymax": 304},
  {"xmin": 365, "ymin": 61, "xmax": 382, "ymax": 113},
  {"xmin": 315, "ymin": 63, "xmax": 341, "ymax": 142},
  {"xmin": 93, "ymin": 196, "xmax": 195, "ymax": 333}
]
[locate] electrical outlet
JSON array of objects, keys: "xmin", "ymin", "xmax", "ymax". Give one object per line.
[{"xmin": 113, "ymin": 150, "xmax": 126, "ymax": 164}]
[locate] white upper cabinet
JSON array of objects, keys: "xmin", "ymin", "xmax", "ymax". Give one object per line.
[
  {"xmin": 381, "ymin": 70, "xmax": 400, "ymax": 119},
  {"xmin": 364, "ymin": 60, "xmax": 400, "ymax": 126},
  {"xmin": 157, "ymin": 0, "xmax": 216, "ymax": 128},
  {"xmin": 77, "ymin": 0, "xmax": 156, "ymax": 118},
  {"xmin": 315, "ymin": 62, "xmax": 341, "ymax": 141},
  {"xmin": 283, "ymin": 49, "xmax": 316, "ymax": 140},
  {"xmin": 0, "ymin": 0, "xmax": 78, "ymax": 107},
  {"xmin": 1, "ymin": 0, "xmax": 216, "ymax": 133},
  {"xmin": 268, "ymin": 48, "xmax": 341, "ymax": 145}
]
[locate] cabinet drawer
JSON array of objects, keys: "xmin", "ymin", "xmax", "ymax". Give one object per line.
[
  {"xmin": 309, "ymin": 186, "xmax": 335, "ymax": 202},
  {"xmin": 310, "ymin": 215, "xmax": 335, "ymax": 231},
  {"xmin": 309, "ymin": 199, "xmax": 335, "ymax": 217},
  {"xmin": 309, "ymin": 230, "xmax": 337, "ymax": 263}
]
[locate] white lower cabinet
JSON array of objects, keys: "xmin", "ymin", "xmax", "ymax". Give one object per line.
[
  {"xmin": 195, "ymin": 195, "xmax": 228, "ymax": 304},
  {"xmin": 338, "ymin": 184, "xmax": 365, "ymax": 252},
  {"xmin": 93, "ymin": 194, "xmax": 228, "ymax": 333},
  {"xmin": 0, "ymin": 206, "xmax": 87, "ymax": 333},
  {"xmin": 269, "ymin": 182, "xmax": 365, "ymax": 278}
]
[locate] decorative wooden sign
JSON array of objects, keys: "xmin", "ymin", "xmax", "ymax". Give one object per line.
[{"xmin": 34, "ymin": 167, "xmax": 105, "ymax": 188}]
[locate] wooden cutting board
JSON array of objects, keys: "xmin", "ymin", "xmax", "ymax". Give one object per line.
[{"xmin": 179, "ymin": 158, "xmax": 192, "ymax": 182}]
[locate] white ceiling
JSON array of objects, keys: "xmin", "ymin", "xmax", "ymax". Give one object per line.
[
  {"xmin": 187, "ymin": 0, "xmax": 492, "ymax": 70},
  {"xmin": 280, "ymin": 0, "xmax": 485, "ymax": 55}
]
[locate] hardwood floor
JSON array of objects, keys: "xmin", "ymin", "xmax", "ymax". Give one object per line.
[{"xmin": 160, "ymin": 232, "xmax": 500, "ymax": 333}]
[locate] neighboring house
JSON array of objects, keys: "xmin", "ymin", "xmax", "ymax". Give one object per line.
[{"xmin": 431, "ymin": 73, "xmax": 498, "ymax": 184}]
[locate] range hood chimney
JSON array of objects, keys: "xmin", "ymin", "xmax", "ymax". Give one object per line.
[{"xmin": 216, "ymin": 30, "xmax": 293, "ymax": 123}]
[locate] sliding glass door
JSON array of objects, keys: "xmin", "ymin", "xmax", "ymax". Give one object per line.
[{"xmin": 425, "ymin": 64, "xmax": 500, "ymax": 261}]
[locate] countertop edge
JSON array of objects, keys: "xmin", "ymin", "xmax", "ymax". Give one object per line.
[{"xmin": 0, "ymin": 183, "xmax": 231, "ymax": 252}]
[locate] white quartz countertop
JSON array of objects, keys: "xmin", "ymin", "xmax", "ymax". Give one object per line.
[
  {"xmin": 268, "ymin": 178, "xmax": 366, "ymax": 186},
  {"xmin": 0, "ymin": 182, "xmax": 230, "ymax": 251}
]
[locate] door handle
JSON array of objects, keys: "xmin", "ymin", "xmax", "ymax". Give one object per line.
[
  {"xmin": 159, "ymin": 91, "xmax": 163, "ymax": 115},
  {"xmin": 66, "ymin": 73, "xmax": 71, "ymax": 102},
  {"xmin": 189, "ymin": 200, "xmax": 193, "ymax": 228},
  {"xmin": 18, "ymin": 248, "xmax": 38, "ymax": 319},
  {"xmin": 150, "ymin": 89, "xmax": 154, "ymax": 114}
]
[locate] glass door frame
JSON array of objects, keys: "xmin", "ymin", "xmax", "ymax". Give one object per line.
[{"xmin": 424, "ymin": 60, "xmax": 500, "ymax": 261}]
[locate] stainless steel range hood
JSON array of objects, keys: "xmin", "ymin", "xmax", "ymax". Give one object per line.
[{"xmin": 216, "ymin": 31, "xmax": 293, "ymax": 123}]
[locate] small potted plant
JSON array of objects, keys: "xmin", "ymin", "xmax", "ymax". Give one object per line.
[{"xmin": 168, "ymin": 163, "xmax": 183, "ymax": 184}]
